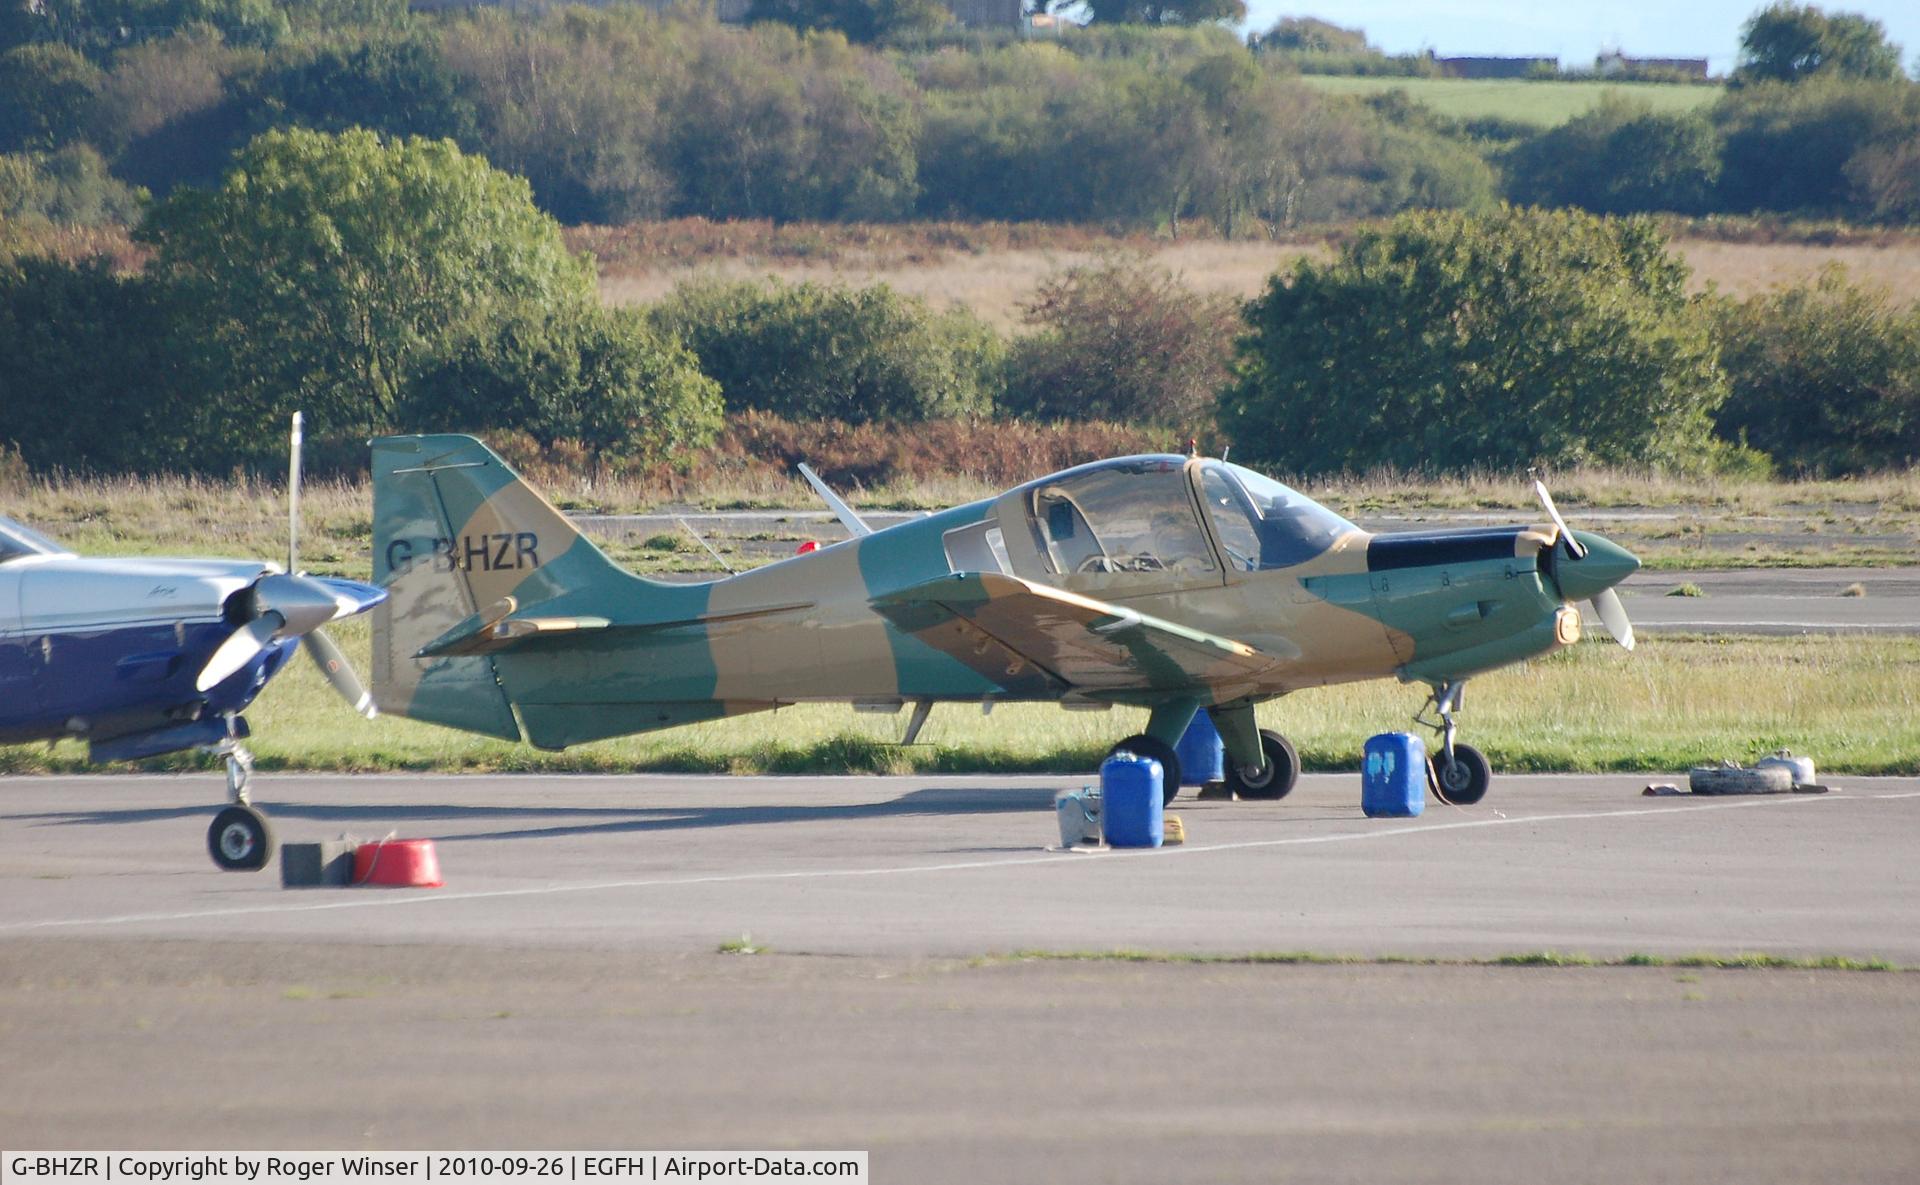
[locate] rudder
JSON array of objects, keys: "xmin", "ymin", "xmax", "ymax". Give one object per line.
[{"xmin": 369, "ymin": 434, "xmax": 628, "ymax": 739}]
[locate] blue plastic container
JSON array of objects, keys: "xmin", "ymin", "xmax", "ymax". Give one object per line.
[
  {"xmin": 1174, "ymin": 712, "xmax": 1225, "ymax": 786},
  {"xmin": 1101, "ymin": 749, "xmax": 1164, "ymax": 847},
  {"xmin": 1362, "ymin": 733, "xmax": 1426, "ymax": 818}
]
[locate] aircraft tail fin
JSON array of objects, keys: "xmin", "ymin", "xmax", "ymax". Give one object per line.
[{"xmin": 368, "ymin": 434, "xmax": 638, "ymax": 739}]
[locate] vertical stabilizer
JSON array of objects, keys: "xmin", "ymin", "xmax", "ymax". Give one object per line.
[{"xmin": 370, "ymin": 434, "xmax": 630, "ymax": 739}]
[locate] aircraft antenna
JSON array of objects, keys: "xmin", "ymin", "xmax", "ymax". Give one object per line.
[
  {"xmin": 797, "ymin": 463, "xmax": 873, "ymax": 538},
  {"xmin": 675, "ymin": 515, "xmax": 735, "ymax": 575}
]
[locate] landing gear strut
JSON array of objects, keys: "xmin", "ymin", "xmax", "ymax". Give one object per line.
[
  {"xmin": 1210, "ymin": 702, "xmax": 1299, "ymax": 801},
  {"xmin": 1420, "ymin": 680, "xmax": 1491, "ymax": 806},
  {"xmin": 205, "ymin": 718, "xmax": 272, "ymax": 871}
]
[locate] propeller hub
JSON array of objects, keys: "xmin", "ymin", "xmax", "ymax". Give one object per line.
[{"xmin": 1551, "ymin": 531, "xmax": 1640, "ymax": 602}]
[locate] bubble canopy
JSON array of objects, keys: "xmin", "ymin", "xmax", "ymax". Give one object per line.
[{"xmin": 1020, "ymin": 455, "xmax": 1356, "ymax": 577}]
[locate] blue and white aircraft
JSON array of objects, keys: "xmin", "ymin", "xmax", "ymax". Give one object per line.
[{"xmin": 0, "ymin": 416, "xmax": 384, "ymax": 870}]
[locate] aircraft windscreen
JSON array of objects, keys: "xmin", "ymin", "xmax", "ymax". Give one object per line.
[
  {"xmin": 0, "ymin": 517, "xmax": 69, "ymax": 565},
  {"xmin": 1205, "ymin": 464, "xmax": 1357, "ymax": 570}
]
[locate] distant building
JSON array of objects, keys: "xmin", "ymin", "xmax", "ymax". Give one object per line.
[
  {"xmin": 1434, "ymin": 55, "xmax": 1558, "ymax": 79},
  {"xmin": 1595, "ymin": 52, "xmax": 1710, "ymax": 80}
]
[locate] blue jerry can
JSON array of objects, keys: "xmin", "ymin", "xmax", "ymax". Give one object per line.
[
  {"xmin": 1362, "ymin": 733, "xmax": 1426, "ymax": 818},
  {"xmin": 1101, "ymin": 749, "xmax": 1164, "ymax": 847},
  {"xmin": 1175, "ymin": 712, "xmax": 1225, "ymax": 786}
]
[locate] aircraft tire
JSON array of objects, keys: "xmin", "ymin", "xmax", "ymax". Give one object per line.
[
  {"xmin": 208, "ymin": 805, "xmax": 273, "ymax": 872},
  {"xmin": 1227, "ymin": 729, "xmax": 1299, "ymax": 801},
  {"xmin": 1431, "ymin": 743, "xmax": 1492, "ymax": 806},
  {"xmin": 1110, "ymin": 735, "xmax": 1182, "ymax": 808}
]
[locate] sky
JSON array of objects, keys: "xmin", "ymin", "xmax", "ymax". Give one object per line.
[{"xmin": 1237, "ymin": 2, "xmax": 1920, "ymax": 76}]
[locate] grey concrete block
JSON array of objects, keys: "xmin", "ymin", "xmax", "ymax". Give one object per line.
[{"xmin": 281, "ymin": 840, "xmax": 357, "ymax": 888}]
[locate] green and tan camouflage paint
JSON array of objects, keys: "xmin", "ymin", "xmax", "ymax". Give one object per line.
[{"xmin": 369, "ymin": 437, "xmax": 1631, "ymax": 755}]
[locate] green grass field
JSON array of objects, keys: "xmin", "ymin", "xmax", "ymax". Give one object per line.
[
  {"xmin": 4, "ymin": 619, "xmax": 1912, "ymax": 777},
  {"xmin": 1298, "ymin": 75, "xmax": 1722, "ymax": 127}
]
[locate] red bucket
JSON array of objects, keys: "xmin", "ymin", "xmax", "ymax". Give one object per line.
[{"xmin": 353, "ymin": 839, "xmax": 443, "ymax": 888}]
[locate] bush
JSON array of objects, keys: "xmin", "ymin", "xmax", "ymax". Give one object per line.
[
  {"xmin": 1713, "ymin": 267, "xmax": 1920, "ymax": 475},
  {"xmin": 0, "ymin": 43, "xmax": 104, "ymax": 155},
  {"xmin": 649, "ymin": 276, "xmax": 1003, "ymax": 422},
  {"xmin": 0, "ymin": 145, "xmax": 145, "ymax": 226},
  {"xmin": 1505, "ymin": 95, "xmax": 1721, "ymax": 215},
  {"xmin": 1003, "ymin": 255, "xmax": 1239, "ymax": 429},
  {"xmin": 1220, "ymin": 206, "xmax": 1727, "ymax": 475},
  {"xmin": 0, "ymin": 254, "xmax": 210, "ymax": 472},
  {"xmin": 403, "ymin": 304, "xmax": 721, "ymax": 467},
  {"xmin": 1714, "ymin": 78, "xmax": 1920, "ymax": 218}
]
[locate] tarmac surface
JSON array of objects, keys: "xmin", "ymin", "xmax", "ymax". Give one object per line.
[
  {"xmin": 4, "ymin": 772, "xmax": 1919, "ymax": 1180},
  {"xmin": 1609, "ymin": 567, "xmax": 1920, "ymax": 635}
]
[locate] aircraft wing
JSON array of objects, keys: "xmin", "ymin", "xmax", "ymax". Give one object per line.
[{"xmin": 872, "ymin": 571, "xmax": 1277, "ymax": 696}]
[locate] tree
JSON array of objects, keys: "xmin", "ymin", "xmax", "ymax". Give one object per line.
[
  {"xmin": 1251, "ymin": 17, "xmax": 1369, "ymax": 55},
  {"xmin": 1003, "ymin": 256, "xmax": 1239, "ymax": 428},
  {"xmin": 1713, "ymin": 268, "xmax": 1920, "ymax": 475},
  {"xmin": 1220, "ymin": 206, "xmax": 1727, "ymax": 475},
  {"xmin": 1714, "ymin": 78, "xmax": 1920, "ymax": 216},
  {"xmin": 0, "ymin": 44, "xmax": 104, "ymax": 155},
  {"xmin": 1735, "ymin": 3, "xmax": 1904, "ymax": 85},
  {"xmin": 137, "ymin": 128, "xmax": 601, "ymax": 449},
  {"xmin": 1080, "ymin": 0, "xmax": 1245, "ymax": 26},
  {"xmin": 0, "ymin": 255, "xmax": 211, "ymax": 472},
  {"xmin": 245, "ymin": 34, "xmax": 480, "ymax": 148},
  {"xmin": 742, "ymin": 0, "xmax": 950, "ymax": 44},
  {"xmin": 1505, "ymin": 95, "xmax": 1721, "ymax": 215},
  {"xmin": 649, "ymin": 276, "xmax": 1003, "ymax": 422}
]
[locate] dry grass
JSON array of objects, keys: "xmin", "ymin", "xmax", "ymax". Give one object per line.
[{"xmin": 598, "ymin": 227, "xmax": 1920, "ymax": 326}]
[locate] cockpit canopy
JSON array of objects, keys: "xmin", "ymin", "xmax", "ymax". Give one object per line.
[
  {"xmin": 0, "ymin": 517, "xmax": 69, "ymax": 565},
  {"xmin": 1022, "ymin": 456, "xmax": 1355, "ymax": 578},
  {"xmin": 1199, "ymin": 461, "xmax": 1357, "ymax": 571}
]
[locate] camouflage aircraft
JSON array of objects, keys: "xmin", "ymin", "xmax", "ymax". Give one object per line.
[{"xmin": 369, "ymin": 436, "xmax": 1640, "ymax": 805}]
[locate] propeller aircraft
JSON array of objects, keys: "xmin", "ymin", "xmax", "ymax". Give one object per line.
[
  {"xmin": 0, "ymin": 416, "xmax": 385, "ymax": 869},
  {"xmin": 370, "ymin": 436, "xmax": 1640, "ymax": 805}
]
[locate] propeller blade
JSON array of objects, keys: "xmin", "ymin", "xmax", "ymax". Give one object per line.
[
  {"xmin": 1591, "ymin": 587, "xmax": 1636, "ymax": 651},
  {"xmin": 303, "ymin": 628, "xmax": 377, "ymax": 718},
  {"xmin": 195, "ymin": 613, "xmax": 283, "ymax": 692},
  {"xmin": 288, "ymin": 411, "xmax": 304, "ymax": 574},
  {"xmin": 1532, "ymin": 478, "xmax": 1588, "ymax": 559}
]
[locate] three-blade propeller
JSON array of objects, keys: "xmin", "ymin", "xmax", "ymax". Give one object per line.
[
  {"xmin": 1533, "ymin": 478, "xmax": 1636, "ymax": 651},
  {"xmin": 193, "ymin": 414, "xmax": 379, "ymax": 714}
]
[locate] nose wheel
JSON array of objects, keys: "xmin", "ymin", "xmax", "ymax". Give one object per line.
[
  {"xmin": 204, "ymin": 721, "xmax": 273, "ymax": 871},
  {"xmin": 1420, "ymin": 680, "xmax": 1492, "ymax": 805}
]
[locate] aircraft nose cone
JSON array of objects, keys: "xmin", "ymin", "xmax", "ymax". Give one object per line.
[{"xmin": 1555, "ymin": 531, "xmax": 1641, "ymax": 601}]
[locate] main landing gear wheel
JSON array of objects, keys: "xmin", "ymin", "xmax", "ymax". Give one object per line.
[
  {"xmin": 208, "ymin": 805, "xmax": 273, "ymax": 872},
  {"xmin": 1430, "ymin": 742, "xmax": 1492, "ymax": 806},
  {"xmin": 1227, "ymin": 729, "xmax": 1299, "ymax": 801},
  {"xmin": 1109, "ymin": 735, "xmax": 1182, "ymax": 807}
]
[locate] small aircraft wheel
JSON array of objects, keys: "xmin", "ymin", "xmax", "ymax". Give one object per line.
[
  {"xmin": 1109, "ymin": 735, "xmax": 1182, "ymax": 807},
  {"xmin": 1228, "ymin": 729, "xmax": 1299, "ymax": 801},
  {"xmin": 208, "ymin": 805, "xmax": 274, "ymax": 872},
  {"xmin": 1431, "ymin": 743, "xmax": 1492, "ymax": 806}
]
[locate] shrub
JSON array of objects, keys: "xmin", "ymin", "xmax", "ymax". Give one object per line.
[
  {"xmin": 0, "ymin": 43, "xmax": 104, "ymax": 155},
  {"xmin": 1505, "ymin": 95, "xmax": 1721, "ymax": 215},
  {"xmin": 0, "ymin": 145, "xmax": 145, "ymax": 226},
  {"xmin": 403, "ymin": 304, "xmax": 721, "ymax": 467},
  {"xmin": 1220, "ymin": 206, "xmax": 1727, "ymax": 475},
  {"xmin": 1003, "ymin": 255, "xmax": 1239, "ymax": 430},
  {"xmin": 1713, "ymin": 267, "xmax": 1920, "ymax": 475},
  {"xmin": 649, "ymin": 275, "xmax": 1003, "ymax": 422}
]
